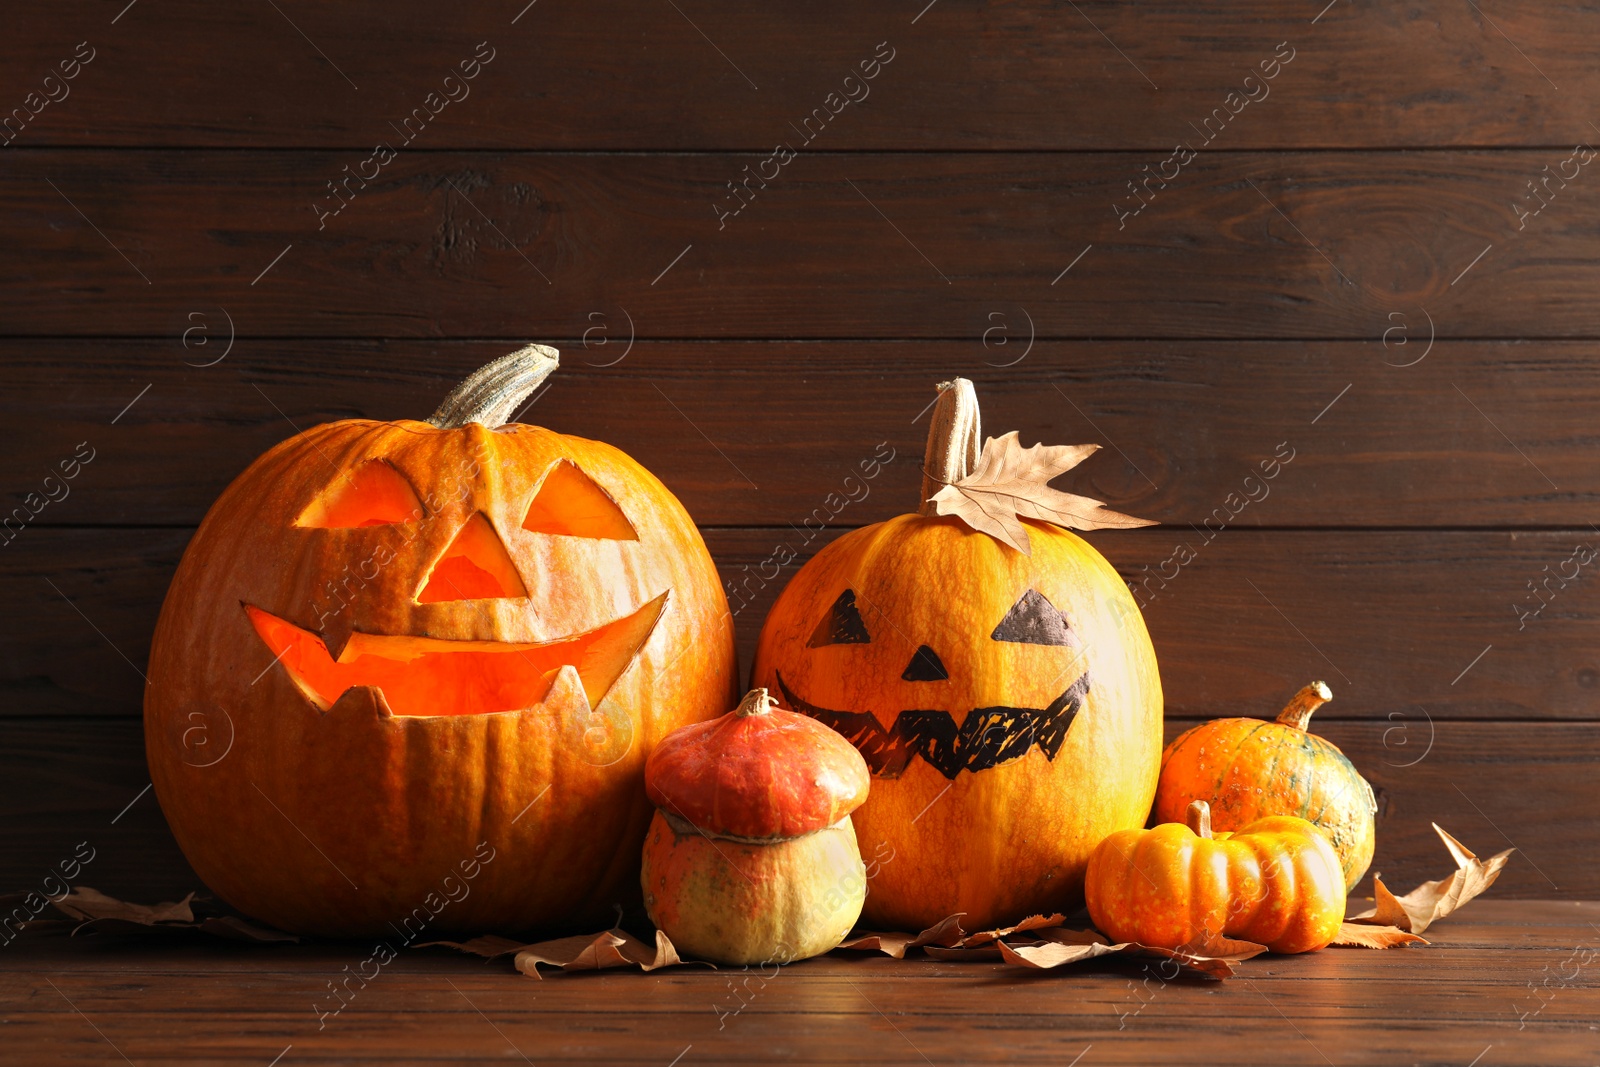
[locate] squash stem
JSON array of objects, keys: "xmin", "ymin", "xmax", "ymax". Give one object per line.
[
  {"xmin": 427, "ymin": 344, "xmax": 560, "ymax": 429},
  {"xmin": 1276, "ymin": 681, "xmax": 1333, "ymax": 732},
  {"xmin": 735, "ymin": 688, "xmax": 776, "ymax": 718},
  {"xmin": 1186, "ymin": 800, "xmax": 1213, "ymax": 839},
  {"xmin": 917, "ymin": 378, "xmax": 982, "ymax": 516}
]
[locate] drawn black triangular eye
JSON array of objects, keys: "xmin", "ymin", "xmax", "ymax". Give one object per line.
[
  {"xmin": 901, "ymin": 645, "xmax": 948, "ymax": 681},
  {"xmin": 992, "ymin": 589, "xmax": 1078, "ymax": 646},
  {"xmin": 808, "ymin": 589, "xmax": 871, "ymax": 647}
]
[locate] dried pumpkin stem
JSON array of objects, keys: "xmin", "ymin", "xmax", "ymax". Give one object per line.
[
  {"xmin": 735, "ymin": 688, "xmax": 777, "ymax": 718},
  {"xmin": 1186, "ymin": 800, "xmax": 1213, "ymax": 839},
  {"xmin": 427, "ymin": 344, "xmax": 561, "ymax": 429},
  {"xmin": 1276, "ymin": 681, "xmax": 1333, "ymax": 732},
  {"xmin": 918, "ymin": 377, "xmax": 982, "ymax": 516}
]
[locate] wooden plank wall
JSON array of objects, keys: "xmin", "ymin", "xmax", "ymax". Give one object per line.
[{"xmin": 3, "ymin": 0, "xmax": 1596, "ymax": 904}]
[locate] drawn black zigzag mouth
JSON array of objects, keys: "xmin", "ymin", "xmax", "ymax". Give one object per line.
[{"xmin": 774, "ymin": 671, "xmax": 1090, "ymax": 780}]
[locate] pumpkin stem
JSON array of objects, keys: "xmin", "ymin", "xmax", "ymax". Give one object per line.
[
  {"xmin": 1186, "ymin": 800, "xmax": 1213, "ymax": 839},
  {"xmin": 427, "ymin": 344, "xmax": 561, "ymax": 429},
  {"xmin": 735, "ymin": 688, "xmax": 777, "ymax": 718},
  {"xmin": 1276, "ymin": 681, "xmax": 1332, "ymax": 732},
  {"xmin": 918, "ymin": 378, "xmax": 982, "ymax": 516}
]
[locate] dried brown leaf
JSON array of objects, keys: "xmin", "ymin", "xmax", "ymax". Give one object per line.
[
  {"xmin": 996, "ymin": 927, "xmax": 1265, "ymax": 979},
  {"xmin": 27, "ymin": 887, "xmax": 300, "ymax": 943},
  {"xmin": 837, "ymin": 913, "xmax": 1260, "ymax": 978},
  {"xmin": 838, "ymin": 913, "xmax": 969, "ymax": 959},
  {"xmin": 1330, "ymin": 922, "xmax": 1428, "ymax": 949},
  {"xmin": 836, "ymin": 930, "xmax": 916, "ymax": 959},
  {"xmin": 930, "ymin": 432, "xmax": 1155, "ymax": 554},
  {"xmin": 1349, "ymin": 824, "xmax": 1514, "ymax": 934},
  {"xmin": 956, "ymin": 912, "xmax": 1067, "ymax": 949},
  {"xmin": 53, "ymin": 887, "xmax": 196, "ymax": 925},
  {"xmin": 513, "ymin": 928, "xmax": 689, "ymax": 979},
  {"xmin": 907, "ymin": 913, "xmax": 969, "ymax": 949}
]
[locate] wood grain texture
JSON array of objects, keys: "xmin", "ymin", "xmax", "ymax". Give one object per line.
[
  {"xmin": 0, "ymin": 713, "xmax": 1589, "ymax": 903},
  {"xmin": 5, "ymin": 151, "xmax": 1600, "ymax": 338},
  {"xmin": 6, "ymin": 340, "xmax": 1598, "ymax": 529},
  {"xmin": 3, "ymin": 2, "xmax": 1595, "ymax": 150},
  {"xmin": 1, "ymin": 906, "xmax": 1597, "ymax": 1067},
  {"xmin": 0, "ymin": 904, "xmax": 1593, "ymax": 1066}
]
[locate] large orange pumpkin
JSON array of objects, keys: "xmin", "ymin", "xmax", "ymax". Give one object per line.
[
  {"xmin": 146, "ymin": 346, "xmax": 737, "ymax": 937},
  {"xmin": 751, "ymin": 378, "xmax": 1162, "ymax": 931}
]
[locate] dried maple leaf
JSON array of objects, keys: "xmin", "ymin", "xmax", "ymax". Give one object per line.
[
  {"xmin": 1329, "ymin": 922, "xmax": 1428, "ymax": 949},
  {"xmin": 1349, "ymin": 823, "xmax": 1514, "ymax": 935},
  {"xmin": 837, "ymin": 913, "xmax": 969, "ymax": 959},
  {"xmin": 840, "ymin": 913, "xmax": 1259, "ymax": 978},
  {"xmin": 836, "ymin": 930, "xmax": 916, "ymax": 959},
  {"xmin": 41, "ymin": 887, "xmax": 298, "ymax": 943},
  {"xmin": 929, "ymin": 431, "xmax": 1155, "ymax": 554},
  {"xmin": 996, "ymin": 927, "xmax": 1265, "ymax": 979},
  {"xmin": 52, "ymin": 887, "xmax": 197, "ymax": 925},
  {"xmin": 513, "ymin": 928, "xmax": 691, "ymax": 979}
]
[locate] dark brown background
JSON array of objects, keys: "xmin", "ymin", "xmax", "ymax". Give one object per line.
[{"xmin": 4, "ymin": 1, "xmax": 1596, "ymax": 915}]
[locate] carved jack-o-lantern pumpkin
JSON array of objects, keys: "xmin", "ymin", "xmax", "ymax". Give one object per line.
[
  {"xmin": 752, "ymin": 378, "xmax": 1162, "ymax": 931},
  {"xmin": 146, "ymin": 347, "xmax": 737, "ymax": 937}
]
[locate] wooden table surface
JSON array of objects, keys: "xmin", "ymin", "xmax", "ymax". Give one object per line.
[{"xmin": 3, "ymin": 899, "xmax": 1595, "ymax": 1066}]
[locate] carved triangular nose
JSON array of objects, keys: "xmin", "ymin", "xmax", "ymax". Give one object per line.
[
  {"xmin": 901, "ymin": 644, "xmax": 948, "ymax": 682},
  {"xmin": 417, "ymin": 513, "xmax": 528, "ymax": 603}
]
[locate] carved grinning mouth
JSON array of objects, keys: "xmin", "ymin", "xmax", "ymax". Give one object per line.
[
  {"xmin": 245, "ymin": 593, "xmax": 667, "ymax": 718},
  {"xmin": 775, "ymin": 671, "xmax": 1090, "ymax": 780}
]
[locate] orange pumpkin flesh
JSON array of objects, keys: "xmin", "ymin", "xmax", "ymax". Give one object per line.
[
  {"xmin": 751, "ymin": 381, "xmax": 1163, "ymax": 931},
  {"xmin": 1155, "ymin": 682, "xmax": 1377, "ymax": 890},
  {"xmin": 641, "ymin": 689, "xmax": 870, "ymax": 964},
  {"xmin": 145, "ymin": 347, "xmax": 737, "ymax": 937},
  {"xmin": 1086, "ymin": 801, "xmax": 1345, "ymax": 954}
]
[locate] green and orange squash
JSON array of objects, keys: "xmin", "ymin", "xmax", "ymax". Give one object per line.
[
  {"xmin": 1155, "ymin": 681, "xmax": 1377, "ymax": 889},
  {"xmin": 641, "ymin": 688, "xmax": 871, "ymax": 964}
]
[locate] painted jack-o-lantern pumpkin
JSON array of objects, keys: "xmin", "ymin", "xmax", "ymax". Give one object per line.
[
  {"xmin": 146, "ymin": 347, "xmax": 737, "ymax": 937},
  {"xmin": 752, "ymin": 378, "xmax": 1162, "ymax": 931}
]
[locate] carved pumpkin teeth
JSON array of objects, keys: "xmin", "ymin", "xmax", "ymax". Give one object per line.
[{"xmin": 244, "ymin": 591, "xmax": 667, "ymax": 718}]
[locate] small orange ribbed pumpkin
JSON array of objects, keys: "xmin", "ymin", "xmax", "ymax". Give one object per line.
[
  {"xmin": 1155, "ymin": 682, "xmax": 1376, "ymax": 889},
  {"xmin": 752, "ymin": 378, "xmax": 1162, "ymax": 931},
  {"xmin": 642, "ymin": 688, "xmax": 871, "ymax": 964},
  {"xmin": 145, "ymin": 346, "xmax": 737, "ymax": 937},
  {"xmin": 1086, "ymin": 800, "xmax": 1345, "ymax": 954}
]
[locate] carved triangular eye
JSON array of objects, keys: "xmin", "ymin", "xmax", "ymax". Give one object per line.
[
  {"xmin": 992, "ymin": 589, "xmax": 1078, "ymax": 646},
  {"xmin": 295, "ymin": 460, "xmax": 423, "ymax": 528},
  {"xmin": 522, "ymin": 460, "xmax": 638, "ymax": 540},
  {"xmin": 418, "ymin": 513, "xmax": 528, "ymax": 603},
  {"xmin": 809, "ymin": 589, "xmax": 871, "ymax": 647}
]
